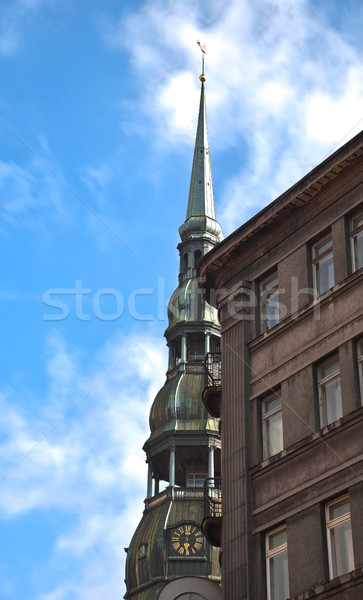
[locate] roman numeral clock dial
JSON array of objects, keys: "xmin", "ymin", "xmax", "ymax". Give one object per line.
[{"xmin": 170, "ymin": 524, "xmax": 205, "ymax": 557}]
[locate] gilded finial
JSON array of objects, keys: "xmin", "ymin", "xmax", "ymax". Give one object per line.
[{"xmin": 196, "ymin": 40, "xmax": 206, "ymax": 82}]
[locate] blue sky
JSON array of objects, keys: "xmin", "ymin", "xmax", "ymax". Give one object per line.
[{"xmin": 0, "ymin": 1, "xmax": 362, "ymax": 598}]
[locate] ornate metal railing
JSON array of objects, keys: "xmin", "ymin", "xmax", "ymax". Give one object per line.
[
  {"xmin": 203, "ymin": 477, "xmax": 222, "ymax": 518},
  {"xmin": 203, "ymin": 353, "xmax": 222, "ymax": 418},
  {"xmin": 204, "ymin": 352, "xmax": 222, "ymax": 388}
]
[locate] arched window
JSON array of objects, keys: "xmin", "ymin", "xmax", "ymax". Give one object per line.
[
  {"xmin": 210, "ymin": 336, "xmax": 220, "ymax": 353},
  {"xmin": 187, "ymin": 333, "xmax": 204, "ymax": 362},
  {"xmin": 194, "ymin": 249, "xmax": 202, "ymax": 267},
  {"xmin": 197, "ymin": 290, "xmax": 205, "ymax": 318},
  {"xmin": 185, "ymin": 293, "xmax": 191, "ymax": 317},
  {"xmin": 182, "ymin": 253, "xmax": 188, "ymax": 273}
]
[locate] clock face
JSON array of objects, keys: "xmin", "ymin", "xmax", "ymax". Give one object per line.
[{"xmin": 170, "ymin": 524, "xmax": 204, "ymax": 557}]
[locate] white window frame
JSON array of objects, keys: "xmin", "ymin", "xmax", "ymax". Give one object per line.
[
  {"xmin": 312, "ymin": 235, "xmax": 334, "ymax": 297},
  {"xmin": 262, "ymin": 394, "xmax": 283, "ymax": 459},
  {"xmin": 266, "ymin": 525, "xmax": 290, "ymax": 600},
  {"xmin": 260, "ymin": 274, "xmax": 279, "ymax": 332},
  {"xmin": 326, "ymin": 495, "xmax": 354, "ymax": 579},
  {"xmin": 317, "ymin": 356, "xmax": 342, "ymax": 427},
  {"xmin": 186, "ymin": 472, "xmax": 207, "ymax": 488},
  {"xmin": 351, "ymin": 211, "xmax": 363, "ymax": 272}
]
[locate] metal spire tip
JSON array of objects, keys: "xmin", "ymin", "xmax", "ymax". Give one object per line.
[{"xmin": 196, "ymin": 40, "xmax": 206, "ymax": 82}]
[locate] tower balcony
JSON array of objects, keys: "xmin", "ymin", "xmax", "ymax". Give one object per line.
[
  {"xmin": 146, "ymin": 485, "xmax": 205, "ymax": 510},
  {"xmin": 202, "ymin": 352, "xmax": 222, "ymax": 418},
  {"xmin": 202, "ymin": 477, "xmax": 222, "ymax": 547}
]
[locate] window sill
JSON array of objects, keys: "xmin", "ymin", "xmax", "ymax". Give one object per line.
[
  {"xmin": 249, "ymin": 268, "xmax": 362, "ymax": 352},
  {"xmin": 289, "ymin": 567, "xmax": 363, "ymax": 599},
  {"xmin": 251, "ymin": 406, "xmax": 363, "ymax": 476}
]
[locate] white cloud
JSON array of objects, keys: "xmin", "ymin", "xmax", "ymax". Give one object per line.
[
  {"xmin": 0, "ymin": 158, "xmax": 69, "ymax": 232},
  {"xmin": 80, "ymin": 164, "xmax": 113, "ymax": 213},
  {"xmin": 0, "ymin": 151, "xmax": 132, "ymax": 254},
  {"xmin": 0, "ymin": 327, "xmax": 167, "ymax": 598},
  {"xmin": 45, "ymin": 332, "xmax": 80, "ymax": 404},
  {"xmin": 306, "ymin": 66, "xmax": 363, "ymax": 145},
  {"xmin": 0, "ymin": 0, "xmax": 53, "ymax": 56},
  {"xmin": 157, "ymin": 73, "xmax": 200, "ymax": 138},
  {"xmin": 0, "ymin": 23, "xmax": 20, "ymax": 55},
  {"xmin": 0, "ymin": 329, "xmax": 166, "ymax": 514},
  {"xmin": 101, "ymin": 0, "xmax": 363, "ymax": 234},
  {"xmin": 260, "ymin": 82, "xmax": 291, "ymax": 110}
]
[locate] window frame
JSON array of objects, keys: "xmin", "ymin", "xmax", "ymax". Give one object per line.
[
  {"xmin": 326, "ymin": 495, "xmax": 354, "ymax": 579},
  {"xmin": 350, "ymin": 211, "xmax": 363, "ymax": 272},
  {"xmin": 194, "ymin": 249, "xmax": 202, "ymax": 267},
  {"xmin": 186, "ymin": 472, "xmax": 207, "ymax": 488},
  {"xmin": 182, "ymin": 252, "xmax": 188, "ymax": 273},
  {"xmin": 260, "ymin": 273, "xmax": 279, "ymax": 333},
  {"xmin": 312, "ymin": 234, "xmax": 334, "ymax": 297},
  {"xmin": 187, "ymin": 333, "xmax": 205, "ymax": 362},
  {"xmin": 317, "ymin": 355, "xmax": 342, "ymax": 428},
  {"xmin": 265, "ymin": 525, "xmax": 290, "ymax": 600},
  {"xmin": 138, "ymin": 542, "xmax": 148, "ymax": 559},
  {"xmin": 262, "ymin": 393, "xmax": 283, "ymax": 459}
]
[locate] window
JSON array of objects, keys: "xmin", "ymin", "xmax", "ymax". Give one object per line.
[
  {"xmin": 138, "ymin": 543, "xmax": 147, "ymax": 559},
  {"xmin": 262, "ymin": 394, "xmax": 283, "ymax": 459},
  {"xmin": 260, "ymin": 274, "xmax": 279, "ymax": 332},
  {"xmin": 210, "ymin": 336, "xmax": 220, "ymax": 353},
  {"xmin": 182, "ymin": 253, "xmax": 188, "ymax": 273},
  {"xmin": 187, "ymin": 333, "xmax": 204, "ymax": 362},
  {"xmin": 351, "ymin": 212, "xmax": 363, "ymax": 271},
  {"xmin": 266, "ymin": 526, "xmax": 290, "ymax": 600},
  {"xmin": 187, "ymin": 473, "xmax": 207, "ymax": 488},
  {"xmin": 194, "ymin": 249, "xmax": 202, "ymax": 267},
  {"xmin": 197, "ymin": 289, "xmax": 205, "ymax": 319},
  {"xmin": 185, "ymin": 293, "xmax": 191, "ymax": 317},
  {"xmin": 326, "ymin": 496, "xmax": 354, "ymax": 579},
  {"xmin": 317, "ymin": 357, "xmax": 342, "ymax": 427},
  {"xmin": 358, "ymin": 340, "xmax": 363, "ymax": 405},
  {"xmin": 313, "ymin": 235, "xmax": 334, "ymax": 296}
]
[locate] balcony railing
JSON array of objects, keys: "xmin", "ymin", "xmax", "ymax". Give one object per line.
[
  {"xmin": 185, "ymin": 362, "xmax": 205, "ymax": 374},
  {"xmin": 202, "ymin": 477, "xmax": 222, "ymax": 547},
  {"xmin": 204, "ymin": 477, "xmax": 222, "ymax": 517},
  {"xmin": 146, "ymin": 485, "xmax": 205, "ymax": 509},
  {"xmin": 174, "ymin": 487, "xmax": 205, "ymax": 499},
  {"xmin": 202, "ymin": 352, "xmax": 222, "ymax": 418},
  {"xmin": 205, "ymin": 352, "xmax": 222, "ymax": 387}
]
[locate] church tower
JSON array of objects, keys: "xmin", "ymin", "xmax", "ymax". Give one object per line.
[{"xmin": 124, "ymin": 63, "xmax": 223, "ymax": 600}]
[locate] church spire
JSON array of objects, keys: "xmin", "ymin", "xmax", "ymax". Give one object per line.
[
  {"xmin": 186, "ymin": 82, "xmax": 215, "ymax": 220},
  {"xmin": 124, "ymin": 48, "xmax": 222, "ymax": 600},
  {"xmin": 179, "ymin": 49, "xmax": 222, "ymax": 243}
]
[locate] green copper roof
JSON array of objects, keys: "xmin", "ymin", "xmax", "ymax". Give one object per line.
[
  {"xmin": 125, "ymin": 493, "xmax": 221, "ymax": 599},
  {"xmin": 167, "ymin": 278, "xmax": 219, "ymax": 328},
  {"xmin": 125, "ymin": 501, "xmax": 169, "ymax": 596},
  {"xmin": 149, "ymin": 372, "xmax": 218, "ymax": 434},
  {"xmin": 179, "ymin": 83, "xmax": 222, "ymax": 243}
]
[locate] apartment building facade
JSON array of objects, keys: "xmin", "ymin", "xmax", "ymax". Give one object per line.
[{"xmin": 199, "ymin": 131, "xmax": 363, "ymax": 599}]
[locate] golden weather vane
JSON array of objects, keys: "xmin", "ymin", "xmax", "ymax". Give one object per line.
[{"xmin": 196, "ymin": 40, "xmax": 206, "ymax": 82}]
